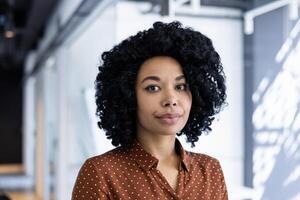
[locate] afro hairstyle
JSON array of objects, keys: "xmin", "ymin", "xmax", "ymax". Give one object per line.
[{"xmin": 95, "ymin": 21, "xmax": 226, "ymax": 147}]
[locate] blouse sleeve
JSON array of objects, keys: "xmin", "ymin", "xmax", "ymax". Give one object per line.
[
  {"xmin": 215, "ymin": 160, "xmax": 228, "ymax": 200},
  {"xmin": 72, "ymin": 158, "xmax": 110, "ymax": 200}
]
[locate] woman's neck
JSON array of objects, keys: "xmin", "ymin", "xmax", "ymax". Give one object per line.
[{"xmin": 136, "ymin": 132, "xmax": 177, "ymax": 161}]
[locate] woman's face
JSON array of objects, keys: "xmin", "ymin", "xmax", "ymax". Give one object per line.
[{"xmin": 135, "ymin": 56, "xmax": 192, "ymax": 137}]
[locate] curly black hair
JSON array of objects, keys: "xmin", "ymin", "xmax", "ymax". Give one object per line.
[{"xmin": 95, "ymin": 21, "xmax": 226, "ymax": 147}]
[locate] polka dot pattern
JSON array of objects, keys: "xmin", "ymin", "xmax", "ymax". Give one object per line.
[{"xmin": 72, "ymin": 139, "xmax": 228, "ymax": 200}]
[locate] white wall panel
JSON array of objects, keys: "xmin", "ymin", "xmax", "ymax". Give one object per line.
[{"xmin": 61, "ymin": 4, "xmax": 117, "ymax": 199}]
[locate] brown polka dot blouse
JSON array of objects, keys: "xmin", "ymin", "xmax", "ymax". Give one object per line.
[{"xmin": 72, "ymin": 139, "xmax": 228, "ymax": 200}]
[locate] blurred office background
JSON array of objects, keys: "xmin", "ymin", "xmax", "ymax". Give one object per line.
[{"xmin": 0, "ymin": 0, "xmax": 299, "ymax": 199}]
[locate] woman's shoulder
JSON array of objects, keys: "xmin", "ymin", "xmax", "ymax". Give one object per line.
[
  {"xmin": 72, "ymin": 148, "xmax": 128, "ymax": 198},
  {"xmin": 187, "ymin": 151, "xmax": 223, "ymax": 169},
  {"xmin": 83, "ymin": 146, "xmax": 129, "ymax": 170}
]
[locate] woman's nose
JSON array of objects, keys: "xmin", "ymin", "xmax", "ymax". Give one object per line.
[
  {"xmin": 162, "ymin": 99, "xmax": 177, "ymax": 107},
  {"xmin": 161, "ymin": 89, "xmax": 178, "ymax": 107}
]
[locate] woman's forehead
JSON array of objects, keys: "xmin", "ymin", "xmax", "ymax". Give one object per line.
[{"xmin": 137, "ymin": 56, "xmax": 184, "ymax": 78}]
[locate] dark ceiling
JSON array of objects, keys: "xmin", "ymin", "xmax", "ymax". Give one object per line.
[
  {"xmin": 0, "ymin": 0, "xmax": 253, "ymax": 79},
  {"xmin": 0, "ymin": 0, "xmax": 58, "ymax": 76}
]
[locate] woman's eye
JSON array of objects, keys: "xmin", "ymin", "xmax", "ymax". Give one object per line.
[
  {"xmin": 176, "ymin": 84, "xmax": 188, "ymax": 91},
  {"xmin": 145, "ymin": 85, "xmax": 160, "ymax": 92}
]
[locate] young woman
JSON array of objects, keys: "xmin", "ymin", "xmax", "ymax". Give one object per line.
[{"xmin": 72, "ymin": 21, "xmax": 228, "ymax": 200}]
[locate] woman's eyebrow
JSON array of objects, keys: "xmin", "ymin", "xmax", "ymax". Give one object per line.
[
  {"xmin": 141, "ymin": 76, "xmax": 160, "ymax": 83},
  {"xmin": 175, "ymin": 74, "xmax": 185, "ymax": 81},
  {"xmin": 141, "ymin": 74, "xmax": 185, "ymax": 83}
]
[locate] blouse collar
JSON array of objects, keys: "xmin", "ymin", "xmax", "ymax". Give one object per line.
[{"xmin": 128, "ymin": 138, "xmax": 192, "ymax": 172}]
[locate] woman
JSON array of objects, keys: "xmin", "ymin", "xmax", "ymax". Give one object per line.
[{"xmin": 72, "ymin": 21, "xmax": 228, "ymax": 200}]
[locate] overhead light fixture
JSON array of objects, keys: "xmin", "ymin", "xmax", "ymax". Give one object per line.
[
  {"xmin": 4, "ymin": 30, "xmax": 15, "ymax": 38},
  {"xmin": 244, "ymin": 13, "xmax": 254, "ymax": 34},
  {"xmin": 289, "ymin": 0, "xmax": 299, "ymax": 20}
]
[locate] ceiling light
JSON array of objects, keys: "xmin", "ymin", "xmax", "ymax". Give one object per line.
[{"xmin": 4, "ymin": 30, "xmax": 15, "ymax": 38}]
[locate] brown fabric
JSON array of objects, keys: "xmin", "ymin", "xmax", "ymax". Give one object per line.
[{"xmin": 72, "ymin": 139, "xmax": 228, "ymax": 200}]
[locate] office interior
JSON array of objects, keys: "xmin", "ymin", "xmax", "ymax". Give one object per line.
[{"xmin": 0, "ymin": 0, "xmax": 299, "ymax": 199}]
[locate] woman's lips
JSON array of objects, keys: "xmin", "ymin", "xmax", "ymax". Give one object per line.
[{"xmin": 155, "ymin": 113, "xmax": 181, "ymax": 125}]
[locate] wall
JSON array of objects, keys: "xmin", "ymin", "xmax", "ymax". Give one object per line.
[
  {"xmin": 251, "ymin": 3, "xmax": 300, "ymax": 200},
  {"xmin": 25, "ymin": 0, "xmax": 117, "ymax": 199},
  {"xmin": 53, "ymin": 4, "xmax": 117, "ymax": 200}
]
